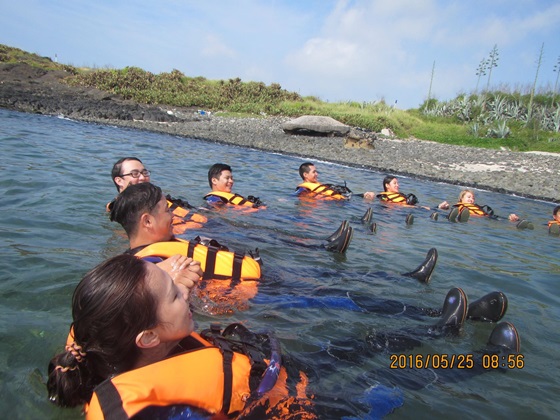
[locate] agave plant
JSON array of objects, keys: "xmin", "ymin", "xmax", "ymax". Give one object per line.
[
  {"xmin": 469, "ymin": 122, "xmax": 480, "ymax": 137},
  {"xmin": 487, "ymin": 119, "xmax": 510, "ymax": 138}
]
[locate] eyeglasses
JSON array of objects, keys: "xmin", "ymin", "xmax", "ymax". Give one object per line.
[{"xmin": 120, "ymin": 169, "xmax": 151, "ymax": 178}]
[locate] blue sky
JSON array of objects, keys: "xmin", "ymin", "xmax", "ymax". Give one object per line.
[{"xmin": 2, "ymin": 0, "xmax": 560, "ymax": 109}]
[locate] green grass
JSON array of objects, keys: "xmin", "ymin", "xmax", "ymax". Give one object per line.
[{"xmin": 2, "ymin": 43, "xmax": 559, "ymax": 153}]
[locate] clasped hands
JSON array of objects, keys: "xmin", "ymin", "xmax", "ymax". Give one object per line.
[{"xmin": 157, "ymin": 254, "xmax": 203, "ymax": 290}]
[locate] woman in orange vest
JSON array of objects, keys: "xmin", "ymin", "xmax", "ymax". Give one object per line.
[
  {"xmin": 363, "ymin": 175, "xmax": 449, "ymax": 210},
  {"xmin": 453, "ymin": 189, "xmax": 520, "ymax": 221},
  {"xmin": 47, "ymin": 254, "xmax": 314, "ymax": 419},
  {"xmin": 548, "ymin": 205, "xmax": 560, "ymax": 235},
  {"xmin": 47, "ymin": 254, "xmax": 521, "ymax": 419}
]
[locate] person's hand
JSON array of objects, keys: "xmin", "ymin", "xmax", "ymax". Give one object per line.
[
  {"xmin": 438, "ymin": 201, "xmax": 450, "ymax": 210},
  {"xmin": 509, "ymin": 213, "xmax": 520, "ymax": 222},
  {"xmin": 363, "ymin": 191, "xmax": 375, "ymax": 200},
  {"xmin": 157, "ymin": 255, "xmax": 202, "ymax": 290}
]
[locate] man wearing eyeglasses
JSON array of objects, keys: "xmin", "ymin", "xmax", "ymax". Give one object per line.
[
  {"xmin": 108, "ymin": 157, "xmax": 207, "ymax": 232},
  {"xmin": 111, "ymin": 157, "xmax": 152, "ymax": 194}
]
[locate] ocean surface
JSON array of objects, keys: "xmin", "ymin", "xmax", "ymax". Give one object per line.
[{"xmin": 0, "ymin": 108, "xmax": 558, "ymax": 419}]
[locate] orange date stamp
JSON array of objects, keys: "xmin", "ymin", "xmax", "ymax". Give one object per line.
[{"xmin": 389, "ymin": 353, "xmax": 525, "ymax": 369}]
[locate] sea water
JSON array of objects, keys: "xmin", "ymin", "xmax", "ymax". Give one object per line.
[{"xmin": 0, "ymin": 108, "xmax": 558, "ymax": 419}]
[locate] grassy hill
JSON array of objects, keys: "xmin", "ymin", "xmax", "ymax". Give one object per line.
[{"xmin": 1, "ymin": 44, "xmax": 559, "ymax": 152}]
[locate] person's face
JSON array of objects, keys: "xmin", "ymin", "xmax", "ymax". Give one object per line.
[
  {"xmin": 212, "ymin": 170, "xmax": 234, "ymax": 192},
  {"xmin": 115, "ymin": 160, "xmax": 151, "ymax": 192},
  {"xmin": 385, "ymin": 178, "xmax": 399, "ymax": 193},
  {"xmin": 462, "ymin": 192, "xmax": 475, "ymax": 204},
  {"xmin": 147, "ymin": 263, "xmax": 194, "ymax": 344},
  {"xmin": 303, "ymin": 165, "xmax": 318, "ymax": 183},
  {"xmin": 554, "ymin": 211, "xmax": 560, "ymax": 222},
  {"xmin": 149, "ymin": 196, "xmax": 174, "ymax": 241}
]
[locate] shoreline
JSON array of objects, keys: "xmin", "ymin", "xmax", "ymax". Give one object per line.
[
  {"xmin": 1, "ymin": 62, "xmax": 558, "ymax": 203},
  {"xmin": 82, "ymin": 114, "xmax": 560, "ymax": 203}
]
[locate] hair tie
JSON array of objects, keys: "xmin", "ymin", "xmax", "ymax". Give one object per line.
[
  {"xmin": 55, "ymin": 365, "xmax": 78, "ymax": 372},
  {"xmin": 65, "ymin": 342, "xmax": 87, "ymax": 363}
]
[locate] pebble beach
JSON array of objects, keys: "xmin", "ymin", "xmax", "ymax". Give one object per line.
[{"xmin": 96, "ymin": 113, "xmax": 560, "ymax": 203}]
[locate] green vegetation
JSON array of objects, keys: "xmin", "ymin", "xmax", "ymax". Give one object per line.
[
  {"xmin": 0, "ymin": 44, "xmax": 77, "ymax": 74},
  {"xmin": 1, "ymin": 44, "xmax": 559, "ymax": 152}
]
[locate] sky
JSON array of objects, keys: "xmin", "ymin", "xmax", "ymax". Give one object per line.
[{"xmin": 1, "ymin": 0, "xmax": 560, "ymax": 109}]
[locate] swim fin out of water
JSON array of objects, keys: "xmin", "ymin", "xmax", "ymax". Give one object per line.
[
  {"xmin": 325, "ymin": 220, "xmax": 353, "ymax": 254},
  {"xmin": 448, "ymin": 206, "xmax": 470, "ymax": 223},
  {"xmin": 420, "ymin": 290, "xmax": 508, "ymax": 323},
  {"xmin": 401, "ymin": 248, "xmax": 438, "ymax": 284},
  {"xmin": 516, "ymin": 219, "xmax": 534, "ymax": 230}
]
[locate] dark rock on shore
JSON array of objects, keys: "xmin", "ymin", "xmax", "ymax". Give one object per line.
[
  {"xmin": 0, "ymin": 63, "xmax": 178, "ymax": 122},
  {"xmin": 1, "ymin": 62, "xmax": 558, "ymax": 203}
]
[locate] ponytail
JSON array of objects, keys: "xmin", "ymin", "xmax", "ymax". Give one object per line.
[
  {"xmin": 47, "ymin": 341, "xmax": 96, "ymax": 407},
  {"xmin": 47, "ymin": 255, "xmax": 159, "ymax": 407}
]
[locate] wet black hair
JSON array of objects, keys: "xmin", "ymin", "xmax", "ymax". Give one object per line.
[
  {"xmin": 208, "ymin": 163, "xmax": 232, "ymax": 188},
  {"xmin": 110, "ymin": 182, "xmax": 163, "ymax": 237}
]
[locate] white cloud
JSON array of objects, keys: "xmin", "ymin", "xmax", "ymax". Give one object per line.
[{"xmin": 201, "ymin": 34, "xmax": 237, "ymax": 58}]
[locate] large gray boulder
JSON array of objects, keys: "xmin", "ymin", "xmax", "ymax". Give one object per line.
[{"xmin": 282, "ymin": 115, "xmax": 351, "ymax": 136}]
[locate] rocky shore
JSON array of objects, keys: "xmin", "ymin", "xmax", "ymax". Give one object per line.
[{"xmin": 1, "ymin": 62, "xmax": 558, "ymax": 203}]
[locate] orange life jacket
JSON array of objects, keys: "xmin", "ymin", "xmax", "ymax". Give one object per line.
[
  {"xmin": 167, "ymin": 196, "xmax": 208, "ymax": 233},
  {"xmin": 132, "ymin": 238, "xmax": 261, "ymax": 281},
  {"xmin": 296, "ymin": 182, "xmax": 349, "ymax": 200},
  {"xmin": 85, "ymin": 332, "xmax": 253, "ymax": 419},
  {"xmin": 377, "ymin": 191, "xmax": 409, "ymax": 204},
  {"xmin": 454, "ymin": 202, "xmax": 488, "ymax": 216},
  {"xmin": 204, "ymin": 191, "xmax": 265, "ymax": 209}
]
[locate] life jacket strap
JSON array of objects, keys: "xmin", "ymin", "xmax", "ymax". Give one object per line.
[
  {"xmin": 229, "ymin": 193, "xmax": 249, "ymax": 206},
  {"xmin": 95, "ymin": 379, "xmax": 129, "ymax": 420},
  {"xmin": 202, "ymin": 246, "xmax": 218, "ymax": 280},
  {"xmin": 231, "ymin": 252, "xmax": 244, "ymax": 284},
  {"xmin": 186, "ymin": 241, "xmax": 196, "ymax": 259},
  {"xmin": 221, "ymin": 349, "xmax": 234, "ymax": 414}
]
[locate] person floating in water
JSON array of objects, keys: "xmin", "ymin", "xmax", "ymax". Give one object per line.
[
  {"xmin": 296, "ymin": 162, "xmax": 352, "ymax": 200},
  {"xmin": 47, "ymin": 254, "xmax": 318, "ymax": 418},
  {"xmin": 110, "ymin": 183, "xmax": 354, "ymax": 313},
  {"xmin": 204, "ymin": 163, "xmax": 266, "ymax": 209},
  {"xmin": 47, "ymin": 255, "xmax": 520, "ymax": 419},
  {"xmin": 362, "ymin": 175, "xmax": 449, "ymax": 210},
  {"xmin": 449, "ymin": 189, "xmax": 533, "ymax": 228},
  {"xmin": 548, "ymin": 205, "xmax": 560, "ymax": 235},
  {"xmin": 108, "ymin": 157, "xmax": 207, "ymax": 232}
]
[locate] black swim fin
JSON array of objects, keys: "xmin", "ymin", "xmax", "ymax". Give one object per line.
[
  {"xmin": 368, "ymin": 222, "xmax": 377, "ymax": 234},
  {"xmin": 516, "ymin": 219, "xmax": 534, "ymax": 230},
  {"xmin": 402, "ymin": 248, "xmax": 438, "ymax": 284},
  {"xmin": 430, "ymin": 212, "xmax": 439, "ymax": 221},
  {"xmin": 447, "ymin": 207, "xmax": 459, "ymax": 222},
  {"xmin": 361, "ymin": 207, "xmax": 373, "ymax": 224},
  {"xmin": 467, "ymin": 291, "xmax": 508, "ymax": 322},
  {"xmin": 436, "ymin": 287, "xmax": 468, "ymax": 329},
  {"xmin": 405, "ymin": 213, "xmax": 414, "ymax": 225},
  {"xmin": 457, "ymin": 207, "xmax": 470, "ymax": 223},
  {"xmin": 326, "ymin": 220, "xmax": 349, "ymax": 242},
  {"xmin": 325, "ymin": 225, "xmax": 353, "ymax": 254},
  {"xmin": 485, "ymin": 322, "xmax": 520, "ymax": 353}
]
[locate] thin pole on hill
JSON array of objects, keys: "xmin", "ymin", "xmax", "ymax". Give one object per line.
[
  {"xmin": 485, "ymin": 45, "xmax": 499, "ymax": 92},
  {"xmin": 553, "ymin": 55, "xmax": 560, "ymax": 107},
  {"xmin": 427, "ymin": 60, "xmax": 435, "ymax": 103},
  {"xmin": 528, "ymin": 42, "xmax": 545, "ymax": 122},
  {"xmin": 475, "ymin": 58, "xmax": 488, "ymax": 94}
]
